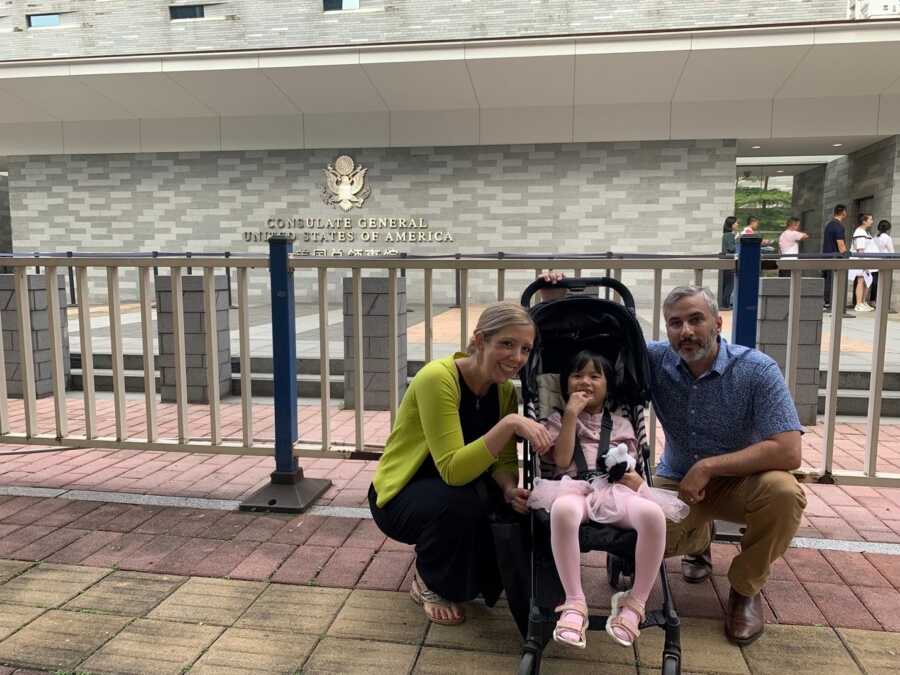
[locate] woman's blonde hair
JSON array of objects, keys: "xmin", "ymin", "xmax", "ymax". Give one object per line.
[{"xmin": 466, "ymin": 302, "xmax": 535, "ymax": 354}]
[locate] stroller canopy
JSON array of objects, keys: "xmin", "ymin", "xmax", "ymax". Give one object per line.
[{"xmin": 522, "ymin": 294, "xmax": 651, "ymax": 410}]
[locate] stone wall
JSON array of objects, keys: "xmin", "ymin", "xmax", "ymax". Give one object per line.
[
  {"xmin": 0, "ymin": 176, "xmax": 10, "ymax": 256},
  {"xmin": 0, "ymin": 273, "xmax": 70, "ymax": 399},
  {"xmin": 791, "ymin": 165, "xmax": 825, "ymax": 254},
  {"xmin": 0, "ymin": 0, "xmax": 849, "ymax": 61},
  {"xmin": 756, "ymin": 277, "xmax": 824, "ymax": 425},
  {"xmin": 7, "ymin": 140, "xmax": 737, "ymax": 306},
  {"xmin": 847, "ymin": 137, "xmax": 896, "ymax": 227}
]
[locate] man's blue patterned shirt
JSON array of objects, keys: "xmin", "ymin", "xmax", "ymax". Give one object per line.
[{"xmin": 649, "ymin": 338, "xmax": 802, "ymax": 481}]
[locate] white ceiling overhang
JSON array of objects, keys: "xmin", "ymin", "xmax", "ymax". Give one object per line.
[{"xmin": 1, "ymin": 21, "xmax": 900, "ymax": 154}]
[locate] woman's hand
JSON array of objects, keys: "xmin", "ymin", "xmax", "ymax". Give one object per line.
[
  {"xmin": 619, "ymin": 471, "xmax": 644, "ymax": 493},
  {"xmin": 507, "ymin": 415, "xmax": 553, "ymax": 454},
  {"xmin": 504, "ymin": 485, "xmax": 531, "ymax": 514}
]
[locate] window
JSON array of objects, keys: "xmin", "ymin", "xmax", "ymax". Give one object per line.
[
  {"xmin": 170, "ymin": 5, "xmax": 205, "ymax": 20},
  {"xmin": 27, "ymin": 13, "xmax": 61, "ymax": 28},
  {"xmin": 324, "ymin": 0, "xmax": 360, "ymax": 10}
]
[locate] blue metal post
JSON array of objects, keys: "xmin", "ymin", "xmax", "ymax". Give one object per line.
[
  {"xmin": 732, "ymin": 234, "xmax": 762, "ymax": 348},
  {"xmin": 269, "ymin": 235, "xmax": 299, "ymax": 478},
  {"xmin": 240, "ymin": 235, "xmax": 331, "ymax": 512}
]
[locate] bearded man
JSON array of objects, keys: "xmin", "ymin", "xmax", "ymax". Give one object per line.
[{"xmin": 648, "ymin": 285, "xmax": 806, "ymax": 646}]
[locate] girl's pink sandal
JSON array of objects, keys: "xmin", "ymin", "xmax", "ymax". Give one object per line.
[
  {"xmin": 553, "ymin": 601, "xmax": 589, "ymax": 649},
  {"xmin": 606, "ymin": 590, "xmax": 645, "ymax": 647}
]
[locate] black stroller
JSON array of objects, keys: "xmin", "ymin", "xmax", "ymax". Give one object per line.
[{"xmin": 508, "ymin": 276, "xmax": 682, "ymax": 675}]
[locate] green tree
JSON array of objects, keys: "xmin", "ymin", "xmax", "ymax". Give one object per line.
[{"xmin": 734, "ymin": 186, "xmax": 793, "ymax": 242}]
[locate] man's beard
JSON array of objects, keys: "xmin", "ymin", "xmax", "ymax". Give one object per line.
[{"xmin": 677, "ymin": 336, "xmax": 713, "ymax": 363}]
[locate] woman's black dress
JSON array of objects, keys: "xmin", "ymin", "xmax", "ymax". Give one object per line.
[{"xmin": 368, "ymin": 366, "xmax": 506, "ymax": 604}]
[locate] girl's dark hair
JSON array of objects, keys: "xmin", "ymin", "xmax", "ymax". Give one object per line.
[
  {"xmin": 723, "ymin": 216, "xmax": 737, "ymax": 233},
  {"xmin": 560, "ymin": 350, "xmax": 615, "ymax": 402},
  {"xmin": 878, "ymin": 219, "xmax": 892, "ymax": 234}
]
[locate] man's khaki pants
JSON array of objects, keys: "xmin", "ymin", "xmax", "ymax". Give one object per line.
[{"xmin": 653, "ymin": 471, "xmax": 807, "ymax": 597}]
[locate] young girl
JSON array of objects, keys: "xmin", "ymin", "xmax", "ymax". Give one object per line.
[{"xmin": 527, "ymin": 350, "xmax": 687, "ymax": 649}]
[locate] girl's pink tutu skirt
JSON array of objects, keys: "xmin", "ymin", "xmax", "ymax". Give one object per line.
[{"xmin": 527, "ymin": 475, "xmax": 689, "ymax": 523}]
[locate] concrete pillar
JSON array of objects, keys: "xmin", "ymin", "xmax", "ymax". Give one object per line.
[
  {"xmin": 343, "ymin": 277, "xmax": 407, "ymax": 411},
  {"xmin": 0, "ymin": 273, "xmax": 70, "ymax": 398},
  {"xmin": 756, "ymin": 277, "xmax": 824, "ymax": 425},
  {"xmin": 155, "ymin": 275, "xmax": 231, "ymax": 404}
]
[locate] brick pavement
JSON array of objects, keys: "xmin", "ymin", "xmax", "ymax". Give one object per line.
[
  {"xmin": 0, "ymin": 397, "xmax": 899, "ymax": 671},
  {"xmin": 3, "ymin": 397, "xmax": 900, "ymax": 542}
]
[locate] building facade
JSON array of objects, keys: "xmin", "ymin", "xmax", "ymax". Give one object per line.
[{"xmin": 2, "ymin": 1, "xmax": 900, "ymax": 305}]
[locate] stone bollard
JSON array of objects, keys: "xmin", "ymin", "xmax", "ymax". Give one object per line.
[
  {"xmin": 155, "ymin": 275, "xmax": 231, "ymax": 404},
  {"xmin": 756, "ymin": 277, "xmax": 824, "ymax": 425},
  {"xmin": 0, "ymin": 273, "xmax": 70, "ymax": 398},
  {"xmin": 343, "ymin": 277, "xmax": 407, "ymax": 411}
]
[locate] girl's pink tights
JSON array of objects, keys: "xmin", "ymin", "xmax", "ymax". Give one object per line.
[{"xmin": 549, "ymin": 489, "xmax": 666, "ymax": 643}]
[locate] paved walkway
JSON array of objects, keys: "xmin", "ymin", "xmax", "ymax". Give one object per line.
[
  {"xmin": 0, "ymin": 495, "xmax": 898, "ymax": 674},
  {"xmin": 0, "ymin": 373, "xmax": 899, "ymax": 671}
]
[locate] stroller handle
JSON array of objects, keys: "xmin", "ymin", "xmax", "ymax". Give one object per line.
[{"xmin": 520, "ymin": 276, "xmax": 636, "ymax": 311}]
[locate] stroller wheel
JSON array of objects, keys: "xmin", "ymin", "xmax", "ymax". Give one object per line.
[
  {"xmin": 661, "ymin": 652, "xmax": 681, "ymax": 675},
  {"xmin": 607, "ymin": 554, "xmax": 633, "ymax": 591},
  {"xmin": 517, "ymin": 649, "xmax": 541, "ymax": 675}
]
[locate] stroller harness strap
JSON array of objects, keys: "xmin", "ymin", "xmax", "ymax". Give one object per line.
[{"xmin": 571, "ymin": 408, "xmax": 614, "ymax": 480}]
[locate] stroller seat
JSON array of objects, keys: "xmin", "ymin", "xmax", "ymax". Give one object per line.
[
  {"xmin": 505, "ymin": 277, "xmax": 682, "ymax": 675},
  {"xmin": 532, "ymin": 501, "xmax": 637, "ymax": 558}
]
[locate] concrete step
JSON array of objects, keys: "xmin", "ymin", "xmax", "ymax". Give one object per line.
[
  {"xmin": 817, "ymin": 370, "xmax": 900, "ymax": 391},
  {"xmin": 817, "ymin": 389, "xmax": 900, "ymax": 417},
  {"xmin": 69, "ymin": 369, "xmax": 347, "ymax": 399}
]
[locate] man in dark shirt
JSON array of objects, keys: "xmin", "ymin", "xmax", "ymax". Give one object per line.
[{"xmin": 821, "ymin": 204, "xmax": 849, "ymax": 311}]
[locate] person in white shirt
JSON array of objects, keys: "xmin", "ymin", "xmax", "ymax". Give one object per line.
[
  {"xmin": 849, "ymin": 213, "xmax": 875, "ymax": 312},
  {"xmin": 777, "ymin": 217, "xmax": 809, "ymax": 278},
  {"xmin": 870, "ymin": 220, "xmax": 894, "ymax": 305}
]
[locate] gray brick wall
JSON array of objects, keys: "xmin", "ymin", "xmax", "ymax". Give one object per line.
[
  {"xmin": 792, "ymin": 165, "xmax": 825, "ymax": 253},
  {"xmin": 756, "ymin": 277, "xmax": 824, "ymax": 425},
  {"xmin": 823, "ymin": 156, "xmax": 850, "ymax": 229},
  {"xmin": 0, "ymin": 1, "xmax": 850, "ymax": 61},
  {"xmin": 7, "ymin": 140, "xmax": 737, "ymax": 306},
  {"xmin": 0, "ymin": 176, "xmax": 10, "ymax": 256},
  {"xmin": 848, "ymin": 137, "xmax": 896, "ymax": 226}
]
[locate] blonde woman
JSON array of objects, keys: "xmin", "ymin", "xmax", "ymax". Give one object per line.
[{"xmin": 369, "ymin": 302, "xmax": 551, "ymax": 625}]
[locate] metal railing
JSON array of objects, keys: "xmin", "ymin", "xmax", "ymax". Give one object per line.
[
  {"xmin": 1, "ymin": 240, "xmax": 898, "ymax": 495},
  {"xmin": 0, "ymin": 253, "xmax": 271, "ymax": 457}
]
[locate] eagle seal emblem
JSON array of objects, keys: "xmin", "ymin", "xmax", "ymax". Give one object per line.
[{"xmin": 322, "ymin": 154, "xmax": 371, "ymax": 211}]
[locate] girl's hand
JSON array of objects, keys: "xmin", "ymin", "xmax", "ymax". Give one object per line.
[
  {"xmin": 504, "ymin": 485, "xmax": 531, "ymax": 514},
  {"xmin": 509, "ymin": 415, "xmax": 553, "ymax": 454},
  {"xmin": 619, "ymin": 471, "xmax": 644, "ymax": 493},
  {"xmin": 565, "ymin": 390, "xmax": 592, "ymax": 416}
]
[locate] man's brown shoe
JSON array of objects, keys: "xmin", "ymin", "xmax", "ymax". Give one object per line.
[
  {"xmin": 725, "ymin": 588, "xmax": 764, "ymax": 646},
  {"xmin": 681, "ymin": 544, "xmax": 712, "ymax": 583}
]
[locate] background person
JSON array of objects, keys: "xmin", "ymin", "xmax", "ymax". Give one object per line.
[
  {"xmin": 719, "ymin": 216, "xmax": 738, "ymax": 309},
  {"xmin": 869, "ymin": 220, "xmax": 894, "ymax": 305},
  {"xmin": 821, "ymin": 204, "xmax": 850, "ymax": 313},
  {"xmin": 849, "ymin": 213, "xmax": 875, "ymax": 312},
  {"xmin": 777, "ymin": 217, "xmax": 808, "ymax": 278}
]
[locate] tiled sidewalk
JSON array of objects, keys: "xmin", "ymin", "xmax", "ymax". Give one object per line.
[
  {"xmin": 0, "ymin": 495, "xmax": 898, "ymax": 637},
  {"xmin": 0, "ymin": 559, "xmax": 894, "ymax": 675},
  {"xmin": 1, "ymin": 399, "xmax": 900, "ymax": 671}
]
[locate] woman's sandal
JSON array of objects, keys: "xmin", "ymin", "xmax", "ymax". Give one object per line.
[
  {"xmin": 606, "ymin": 590, "xmax": 645, "ymax": 647},
  {"xmin": 553, "ymin": 601, "xmax": 589, "ymax": 649},
  {"xmin": 410, "ymin": 572, "xmax": 465, "ymax": 626}
]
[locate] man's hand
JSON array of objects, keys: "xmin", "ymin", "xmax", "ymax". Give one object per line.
[
  {"xmin": 678, "ymin": 461, "xmax": 712, "ymax": 505},
  {"xmin": 504, "ymin": 485, "xmax": 530, "ymax": 514},
  {"xmin": 619, "ymin": 471, "xmax": 644, "ymax": 493},
  {"xmin": 539, "ymin": 270, "xmax": 567, "ymax": 302}
]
